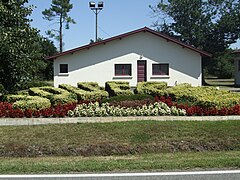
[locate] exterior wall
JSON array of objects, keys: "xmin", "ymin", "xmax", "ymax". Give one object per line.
[
  {"xmin": 54, "ymin": 32, "xmax": 202, "ymax": 87},
  {"xmin": 234, "ymin": 55, "xmax": 240, "ymax": 86}
]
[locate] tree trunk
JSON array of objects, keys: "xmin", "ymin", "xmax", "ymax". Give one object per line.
[{"xmin": 59, "ymin": 12, "xmax": 63, "ymax": 53}]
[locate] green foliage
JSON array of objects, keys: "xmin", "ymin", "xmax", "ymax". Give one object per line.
[
  {"xmin": 102, "ymin": 94, "xmax": 154, "ymax": 103},
  {"xmin": 29, "ymin": 86, "xmax": 77, "ymax": 105},
  {"xmin": 167, "ymin": 84, "xmax": 240, "ymax": 109},
  {"xmin": 68, "ymin": 102, "xmax": 186, "ymax": 117},
  {"xmin": 4, "ymin": 95, "xmax": 51, "ymax": 110},
  {"xmin": 105, "ymin": 81, "xmax": 133, "ymax": 96},
  {"xmin": 150, "ymin": 0, "xmax": 240, "ymax": 77},
  {"xmin": 0, "ymin": 84, "xmax": 5, "ymax": 95},
  {"xmin": 136, "ymin": 82, "xmax": 168, "ymax": 96},
  {"xmin": 59, "ymin": 83, "xmax": 108, "ymax": 101},
  {"xmin": 42, "ymin": 0, "xmax": 76, "ymax": 52},
  {"xmin": 0, "ymin": 1, "xmax": 57, "ymax": 92}
]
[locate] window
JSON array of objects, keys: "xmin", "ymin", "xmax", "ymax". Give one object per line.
[
  {"xmin": 60, "ymin": 64, "xmax": 68, "ymax": 73},
  {"xmin": 152, "ymin": 63, "xmax": 169, "ymax": 75},
  {"xmin": 115, "ymin": 64, "xmax": 132, "ymax": 76}
]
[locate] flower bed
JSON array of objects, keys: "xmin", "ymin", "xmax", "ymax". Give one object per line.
[
  {"xmin": 68, "ymin": 102, "xmax": 186, "ymax": 117},
  {"xmin": 0, "ymin": 102, "xmax": 77, "ymax": 118}
]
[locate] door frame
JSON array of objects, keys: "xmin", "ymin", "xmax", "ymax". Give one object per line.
[{"xmin": 137, "ymin": 60, "xmax": 147, "ymax": 82}]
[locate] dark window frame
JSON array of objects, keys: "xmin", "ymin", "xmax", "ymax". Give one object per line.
[
  {"xmin": 152, "ymin": 63, "xmax": 169, "ymax": 75},
  {"xmin": 60, "ymin": 64, "xmax": 68, "ymax": 73},
  {"xmin": 115, "ymin": 64, "xmax": 132, "ymax": 76}
]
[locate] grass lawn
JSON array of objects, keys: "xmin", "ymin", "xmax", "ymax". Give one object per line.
[
  {"xmin": 0, "ymin": 120, "xmax": 239, "ymax": 173},
  {"xmin": 0, "ymin": 151, "xmax": 239, "ymax": 174},
  {"xmin": 0, "ymin": 121, "xmax": 239, "ymax": 156}
]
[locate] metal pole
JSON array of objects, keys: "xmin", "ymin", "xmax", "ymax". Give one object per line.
[{"xmin": 95, "ymin": 9, "xmax": 98, "ymax": 42}]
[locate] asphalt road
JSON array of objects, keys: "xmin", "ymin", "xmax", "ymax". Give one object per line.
[{"xmin": 0, "ymin": 170, "xmax": 240, "ymax": 180}]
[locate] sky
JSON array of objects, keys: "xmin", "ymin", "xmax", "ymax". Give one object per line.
[{"xmin": 28, "ymin": 0, "xmax": 240, "ymax": 51}]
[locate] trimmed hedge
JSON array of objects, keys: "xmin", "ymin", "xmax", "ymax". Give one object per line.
[
  {"xmin": 102, "ymin": 94, "xmax": 154, "ymax": 103},
  {"xmin": 60, "ymin": 83, "xmax": 108, "ymax": 101},
  {"xmin": 166, "ymin": 84, "xmax": 240, "ymax": 109},
  {"xmin": 29, "ymin": 86, "xmax": 77, "ymax": 106},
  {"xmin": 77, "ymin": 82, "xmax": 109, "ymax": 100},
  {"xmin": 136, "ymin": 81, "xmax": 168, "ymax": 96},
  {"xmin": 4, "ymin": 95, "xmax": 51, "ymax": 110},
  {"xmin": 105, "ymin": 81, "xmax": 133, "ymax": 96}
]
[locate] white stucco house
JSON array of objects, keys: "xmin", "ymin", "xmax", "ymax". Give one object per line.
[
  {"xmin": 47, "ymin": 27, "xmax": 212, "ymax": 87},
  {"xmin": 234, "ymin": 49, "xmax": 240, "ymax": 86}
]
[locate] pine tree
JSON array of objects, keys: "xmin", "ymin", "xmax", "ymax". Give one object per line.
[{"xmin": 42, "ymin": 0, "xmax": 76, "ymax": 52}]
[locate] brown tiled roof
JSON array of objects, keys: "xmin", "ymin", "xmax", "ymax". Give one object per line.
[{"xmin": 46, "ymin": 27, "xmax": 212, "ymax": 60}]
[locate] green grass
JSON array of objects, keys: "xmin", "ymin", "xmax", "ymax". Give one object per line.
[
  {"xmin": 0, "ymin": 121, "xmax": 239, "ymax": 157},
  {"xmin": 0, "ymin": 151, "xmax": 239, "ymax": 174}
]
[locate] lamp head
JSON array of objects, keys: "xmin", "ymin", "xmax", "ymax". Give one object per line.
[
  {"xmin": 98, "ymin": 1, "xmax": 103, "ymax": 9},
  {"xmin": 89, "ymin": 1, "xmax": 96, "ymax": 9}
]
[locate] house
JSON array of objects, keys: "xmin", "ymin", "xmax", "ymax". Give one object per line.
[
  {"xmin": 46, "ymin": 27, "xmax": 212, "ymax": 87},
  {"xmin": 233, "ymin": 49, "xmax": 240, "ymax": 86}
]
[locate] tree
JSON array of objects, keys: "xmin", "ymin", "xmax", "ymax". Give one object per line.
[
  {"xmin": 42, "ymin": 0, "xmax": 76, "ymax": 52},
  {"xmin": 0, "ymin": 0, "xmax": 47, "ymax": 92},
  {"xmin": 150, "ymin": 0, "xmax": 240, "ymax": 77}
]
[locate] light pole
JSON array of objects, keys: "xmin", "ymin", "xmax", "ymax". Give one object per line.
[{"xmin": 89, "ymin": 1, "xmax": 104, "ymax": 42}]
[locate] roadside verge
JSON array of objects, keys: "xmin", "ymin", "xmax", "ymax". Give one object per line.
[{"xmin": 1, "ymin": 115, "xmax": 240, "ymax": 126}]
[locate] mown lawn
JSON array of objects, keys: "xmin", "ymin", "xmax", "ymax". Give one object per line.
[
  {"xmin": 0, "ymin": 151, "xmax": 239, "ymax": 174},
  {"xmin": 0, "ymin": 120, "xmax": 239, "ymax": 156}
]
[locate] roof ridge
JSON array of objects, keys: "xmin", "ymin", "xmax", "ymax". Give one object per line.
[{"xmin": 46, "ymin": 27, "xmax": 212, "ymax": 60}]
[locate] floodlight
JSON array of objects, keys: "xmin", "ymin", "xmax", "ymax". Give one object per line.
[
  {"xmin": 98, "ymin": 1, "xmax": 104, "ymax": 9},
  {"xmin": 89, "ymin": 2, "xmax": 96, "ymax": 9}
]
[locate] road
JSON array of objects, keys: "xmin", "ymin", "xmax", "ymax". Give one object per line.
[{"xmin": 0, "ymin": 170, "xmax": 240, "ymax": 180}]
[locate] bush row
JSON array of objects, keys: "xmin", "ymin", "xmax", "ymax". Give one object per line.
[
  {"xmin": 68, "ymin": 102, "xmax": 186, "ymax": 117},
  {"xmin": 166, "ymin": 84, "xmax": 240, "ymax": 109},
  {"xmin": 3, "ymin": 95, "xmax": 51, "ymax": 110},
  {"xmin": 29, "ymin": 86, "xmax": 77, "ymax": 106},
  {"xmin": 157, "ymin": 96, "xmax": 240, "ymax": 116},
  {"xmin": 135, "ymin": 81, "xmax": 168, "ymax": 96},
  {"xmin": 105, "ymin": 81, "xmax": 133, "ymax": 96}
]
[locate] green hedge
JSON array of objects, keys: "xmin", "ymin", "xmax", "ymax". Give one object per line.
[
  {"xmin": 166, "ymin": 84, "xmax": 240, "ymax": 108},
  {"xmin": 4, "ymin": 95, "xmax": 51, "ymax": 110},
  {"xmin": 29, "ymin": 86, "xmax": 77, "ymax": 105},
  {"xmin": 60, "ymin": 83, "xmax": 108, "ymax": 101},
  {"xmin": 77, "ymin": 82, "xmax": 109, "ymax": 100},
  {"xmin": 105, "ymin": 81, "xmax": 133, "ymax": 96},
  {"xmin": 136, "ymin": 81, "xmax": 168, "ymax": 96},
  {"xmin": 102, "ymin": 94, "xmax": 154, "ymax": 103}
]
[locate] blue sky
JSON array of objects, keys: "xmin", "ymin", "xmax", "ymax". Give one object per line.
[{"xmin": 28, "ymin": 0, "xmax": 239, "ymax": 51}]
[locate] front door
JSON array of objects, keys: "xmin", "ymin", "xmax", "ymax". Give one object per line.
[{"xmin": 137, "ymin": 60, "xmax": 147, "ymax": 82}]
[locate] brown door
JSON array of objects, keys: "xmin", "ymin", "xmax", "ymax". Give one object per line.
[{"xmin": 137, "ymin": 60, "xmax": 146, "ymax": 82}]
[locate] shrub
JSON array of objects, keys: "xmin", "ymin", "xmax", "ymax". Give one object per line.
[
  {"xmin": 77, "ymin": 82, "xmax": 108, "ymax": 99},
  {"xmin": 59, "ymin": 83, "xmax": 108, "ymax": 101},
  {"xmin": 102, "ymin": 94, "xmax": 154, "ymax": 103},
  {"xmin": 0, "ymin": 84, "xmax": 5, "ymax": 95},
  {"xmin": 29, "ymin": 86, "xmax": 77, "ymax": 105},
  {"xmin": 136, "ymin": 82, "xmax": 168, "ymax": 96},
  {"xmin": 105, "ymin": 81, "xmax": 133, "ymax": 96},
  {"xmin": 4, "ymin": 95, "xmax": 51, "ymax": 110},
  {"xmin": 166, "ymin": 84, "xmax": 240, "ymax": 109}
]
